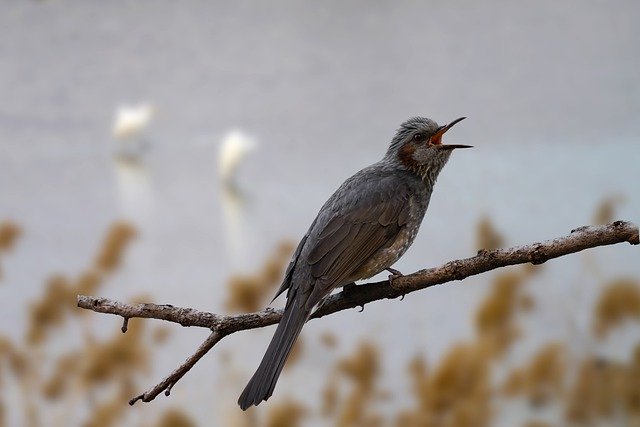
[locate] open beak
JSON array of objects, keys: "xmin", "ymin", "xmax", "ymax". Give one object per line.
[{"xmin": 430, "ymin": 116, "xmax": 472, "ymax": 150}]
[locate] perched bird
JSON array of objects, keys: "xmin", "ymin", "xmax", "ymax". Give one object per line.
[
  {"xmin": 238, "ymin": 116, "xmax": 470, "ymax": 409},
  {"xmin": 218, "ymin": 129, "xmax": 258, "ymax": 186}
]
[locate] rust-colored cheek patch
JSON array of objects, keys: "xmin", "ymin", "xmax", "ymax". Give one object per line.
[{"xmin": 398, "ymin": 144, "xmax": 419, "ymax": 169}]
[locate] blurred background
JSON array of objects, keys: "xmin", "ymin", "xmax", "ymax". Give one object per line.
[{"xmin": 1, "ymin": 1, "xmax": 639, "ymax": 426}]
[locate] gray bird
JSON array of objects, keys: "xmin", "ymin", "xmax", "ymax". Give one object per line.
[{"xmin": 238, "ymin": 116, "xmax": 470, "ymax": 410}]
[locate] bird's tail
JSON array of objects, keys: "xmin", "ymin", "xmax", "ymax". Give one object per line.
[{"xmin": 238, "ymin": 301, "xmax": 310, "ymax": 410}]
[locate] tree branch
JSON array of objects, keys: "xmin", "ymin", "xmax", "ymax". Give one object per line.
[
  {"xmin": 77, "ymin": 220, "xmax": 639, "ymax": 404},
  {"xmin": 128, "ymin": 331, "xmax": 222, "ymax": 405}
]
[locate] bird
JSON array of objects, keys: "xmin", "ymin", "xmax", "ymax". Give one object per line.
[
  {"xmin": 238, "ymin": 116, "xmax": 471, "ymax": 410},
  {"xmin": 218, "ymin": 129, "xmax": 259, "ymax": 267},
  {"xmin": 113, "ymin": 156, "xmax": 155, "ymax": 224},
  {"xmin": 218, "ymin": 129, "xmax": 258, "ymax": 186},
  {"xmin": 112, "ymin": 103, "xmax": 156, "ymax": 161}
]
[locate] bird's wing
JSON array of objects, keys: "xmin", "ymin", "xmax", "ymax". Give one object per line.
[{"xmin": 301, "ymin": 174, "xmax": 412, "ymax": 310}]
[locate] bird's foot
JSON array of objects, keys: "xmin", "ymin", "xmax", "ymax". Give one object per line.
[
  {"xmin": 386, "ymin": 268, "xmax": 405, "ymax": 299},
  {"xmin": 386, "ymin": 267, "xmax": 403, "ymax": 276},
  {"xmin": 386, "ymin": 268, "xmax": 404, "ymax": 286}
]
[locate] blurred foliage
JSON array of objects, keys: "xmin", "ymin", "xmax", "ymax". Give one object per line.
[
  {"xmin": 502, "ymin": 343, "xmax": 566, "ymax": 405},
  {"xmin": 592, "ymin": 194, "xmax": 625, "ymax": 225},
  {"xmin": 154, "ymin": 408, "xmax": 197, "ymax": 427},
  {"xmin": 397, "ymin": 341, "xmax": 491, "ymax": 427},
  {"xmin": 319, "ymin": 342, "xmax": 386, "ymax": 426},
  {"xmin": 0, "ymin": 220, "xmax": 22, "ymax": 281},
  {"xmin": 523, "ymin": 422, "xmax": 553, "ymax": 427},
  {"xmin": 320, "ymin": 332, "xmax": 338, "ymax": 349},
  {"xmin": 565, "ymin": 349, "xmax": 640, "ymax": 423},
  {"xmin": 26, "ymin": 222, "xmax": 134, "ymax": 345},
  {"xmin": 1, "ymin": 196, "xmax": 639, "ymax": 426},
  {"xmin": 264, "ymin": 400, "xmax": 307, "ymax": 427},
  {"xmin": 334, "ymin": 342, "xmax": 383, "ymax": 427},
  {"xmin": 593, "ymin": 278, "xmax": 640, "ymax": 338},
  {"xmin": 475, "ymin": 216, "xmax": 504, "ymax": 252},
  {"xmin": 93, "ymin": 221, "xmax": 137, "ymax": 274},
  {"xmin": 0, "ymin": 220, "xmax": 21, "ymax": 252},
  {"xmin": 27, "ymin": 275, "xmax": 75, "ymax": 344},
  {"xmin": 225, "ymin": 241, "xmax": 295, "ymax": 313},
  {"xmin": 0, "ymin": 220, "xmax": 201, "ymax": 427},
  {"xmin": 474, "ymin": 271, "xmax": 523, "ymax": 358}
]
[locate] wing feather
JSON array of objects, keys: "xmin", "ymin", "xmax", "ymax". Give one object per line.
[
  {"xmin": 310, "ymin": 223, "xmax": 361, "ymax": 278},
  {"xmin": 307, "ymin": 221, "xmax": 352, "ymax": 265},
  {"xmin": 303, "ymin": 175, "xmax": 412, "ymax": 308}
]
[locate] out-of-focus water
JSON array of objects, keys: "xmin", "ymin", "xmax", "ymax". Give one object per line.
[{"xmin": 1, "ymin": 1, "xmax": 639, "ymax": 426}]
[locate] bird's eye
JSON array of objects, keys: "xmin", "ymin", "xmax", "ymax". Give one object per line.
[{"xmin": 413, "ymin": 133, "xmax": 423, "ymax": 142}]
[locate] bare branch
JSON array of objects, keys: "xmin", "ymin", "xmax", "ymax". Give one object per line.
[
  {"xmin": 128, "ymin": 331, "xmax": 222, "ymax": 405},
  {"xmin": 77, "ymin": 220, "xmax": 639, "ymax": 404}
]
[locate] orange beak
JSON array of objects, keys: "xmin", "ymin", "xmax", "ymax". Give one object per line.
[{"xmin": 430, "ymin": 117, "xmax": 472, "ymax": 149}]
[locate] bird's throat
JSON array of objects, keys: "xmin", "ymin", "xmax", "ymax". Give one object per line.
[
  {"xmin": 398, "ymin": 144, "xmax": 420, "ymax": 171},
  {"xmin": 397, "ymin": 145, "xmax": 452, "ymax": 185}
]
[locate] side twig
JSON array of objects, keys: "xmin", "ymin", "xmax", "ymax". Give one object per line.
[
  {"xmin": 77, "ymin": 220, "xmax": 639, "ymax": 404},
  {"xmin": 128, "ymin": 331, "xmax": 222, "ymax": 405}
]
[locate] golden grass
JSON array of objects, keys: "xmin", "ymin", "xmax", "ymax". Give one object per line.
[
  {"xmin": 593, "ymin": 278, "xmax": 640, "ymax": 337},
  {"xmin": 502, "ymin": 343, "xmax": 566, "ymax": 405},
  {"xmin": 155, "ymin": 408, "xmax": 197, "ymax": 427},
  {"xmin": 320, "ymin": 331, "xmax": 338, "ymax": 349},
  {"xmin": 475, "ymin": 216, "xmax": 504, "ymax": 252},
  {"xmin": 93, "ymin": 221, "xmax": 137, "ymax": 274},
  {"xmin": 0, "ymin": 220, "xmax": 21, "ymax": 252},
  {"xmin": 264, "ymin": 400, "xmax": 307, "ymax": 427},
  {"xmin": 225, "ymin": 241, "xmax": 295, "ymax": 313},
  {"xmin": 474, "ymin": 272, "xmax": 524, "ymax": 358}
]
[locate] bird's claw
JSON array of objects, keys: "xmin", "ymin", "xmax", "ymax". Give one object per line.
[
  {"xmin": 357, "ymin": 305, "xmax": 365, "ymax": 312},
  {"xmin": 386, "ymin": 268, "xmax": 404, "ymax": 288},
  {"xmin": 386, "ymin": 267, "xmax": 403, "ymax": 276}
]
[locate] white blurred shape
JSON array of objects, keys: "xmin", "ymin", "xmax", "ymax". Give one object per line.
[
  {"xmin": 112, "ymin": 103, "xmax": 157, "ymax": 161},
  {"xmin": 112, "ymin": 103, "xmax": 156, "ymax": 140},
  {"xmin": 220, "ymin": 183, "xmax": 250, "ymax": 269},
  {"xmin": 113, "ymin": 157, "xmax": 155, "ymax": 224},
  {"xmin": 217, "ymin": 129, "xmax": 259, "ymax": 269},
  {"xmin": 218, "ymin": 129, "xmax": 257, "ymax": 185}
]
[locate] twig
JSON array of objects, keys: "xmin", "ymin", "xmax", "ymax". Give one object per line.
[
  {"xmin": 121, "ymin": 317, "xmax": 129, "ymax": 333},
  {"xmin": 77, "ymin": 220, "xmax": 639, "ymax": 404},
  {"xmin": 128, "ymin": 331, "xmax": 222, "ymax": 405}
]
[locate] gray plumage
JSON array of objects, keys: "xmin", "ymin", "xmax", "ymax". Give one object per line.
[{"xmin": 238, "ymin": 116, "xmax": 469, "ymax": 410}]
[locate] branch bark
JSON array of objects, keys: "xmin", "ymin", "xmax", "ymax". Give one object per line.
[{"xmin": 77, "ymin": 220, "xmax": 639, "ymax": 404}]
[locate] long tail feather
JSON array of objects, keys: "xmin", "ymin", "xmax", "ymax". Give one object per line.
[{"xmin": 238, "ymin": 302, "xmax": 309, "ymax": 410}]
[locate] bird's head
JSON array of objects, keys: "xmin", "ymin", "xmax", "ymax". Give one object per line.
[{"xmin": 386, "ymin": 116, "xmax": 471, "ymax": 180}]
